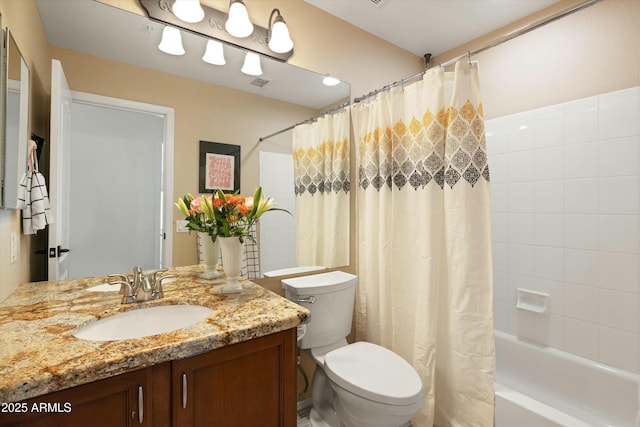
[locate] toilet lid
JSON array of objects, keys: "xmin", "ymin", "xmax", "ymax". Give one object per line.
[{"xmin": 323, "ymin": 342, "xmax": 423, "ymax": 406}]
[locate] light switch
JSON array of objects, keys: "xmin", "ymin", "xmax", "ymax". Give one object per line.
[
  {"xmin": 10, "ymin": 234, "xmax": 17, "ymax": 264},
  {"xmin": 176, "ymin": 220, "xmax": 190, "ymax": 233}
]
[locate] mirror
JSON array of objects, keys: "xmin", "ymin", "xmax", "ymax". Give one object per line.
[
  {"xmin": 36, "ymin": 0, "xmax": 350, "ymax": 276},
  {"xmin": 0, "ymin": 28, "xmax": 30, "ymax": 209}
]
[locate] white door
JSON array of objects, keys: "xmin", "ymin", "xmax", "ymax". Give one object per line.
[
  {"xmin": 68, "ymin": 102, "xmax": 164, "ymax": 278},
  {"xmin": 48, "ymin": 61, "xmax": 175, "ymax": 281},
  {"xmin": 48, "ymin": 59, "xmax": 71, "ymax": 281}
]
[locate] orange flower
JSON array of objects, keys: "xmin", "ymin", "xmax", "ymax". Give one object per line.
[
  {"xmin": 238, "ymin": 204, "xmax": 249, "ymax": 215},
  {"xmin": 212, "ymin": 198, "xmax": 223, "ymax": 208},
  {"xmin": 227, "ymin": 195, "xmax": 245, "ymax": 205},
  {"xmin": 229, "ymin": 214, "xmax": 238, "ymax": 222}
]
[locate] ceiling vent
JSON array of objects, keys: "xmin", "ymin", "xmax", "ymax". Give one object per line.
[{"xmin": 250, "ymin": 78, "xmax": 270, "ymax": 88}]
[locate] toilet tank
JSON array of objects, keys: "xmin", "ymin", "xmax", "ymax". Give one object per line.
[{"xmin": 281, "ymin": 271, "xmax": 357, "ymax": 350}]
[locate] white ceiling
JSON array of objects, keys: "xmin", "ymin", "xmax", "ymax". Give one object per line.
[
  {"xmin": 305, "ymin": 0, "xmax": 561, "ymax": 57},
  {"xmin": 36, "ymin": 0, "xmax": 560, "ymax": 109}
]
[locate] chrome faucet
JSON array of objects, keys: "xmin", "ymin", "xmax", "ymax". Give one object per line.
[{"xmin": 108, "ymin": 267, "xmax": 176, "ymax": 304}]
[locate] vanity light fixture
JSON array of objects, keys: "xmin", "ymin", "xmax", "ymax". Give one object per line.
[
  {"xmin": 158, "ymin": 26, "xmax": 185, "ymax": 55},
  {"xmin": 267, "ymin": 9, "xmax": 293, "ymax": 54},
  {"xmin": 241, "ymin": 52, "xmax": 262, "ymax": 76},
  {"xmin": 323, "ymin": 75, "xmax": 341, "ymax": 86},
  {"xmin": 141, "ymin": 0, "xmax": 294, "ymax": 62},
  {"xmin": 172, "ymin": 0, "xmax": 204, "ymax": 23},
  {"xmin": 202, "ymin": 40, "xmax": 226, "ymax": 65},
  {"xmin": 225, "ymin": 0, "xmax": 254, "ymax": 38}
]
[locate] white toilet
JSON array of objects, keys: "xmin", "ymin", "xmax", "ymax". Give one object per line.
[{"xmin": 282, "ymin": 271, "xmax": 423, "ymax": 427}]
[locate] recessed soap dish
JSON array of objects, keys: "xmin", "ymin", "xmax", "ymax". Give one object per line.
[{"xmin": 516, "ymin": 288, "xmax": 549, "ymax": 314}]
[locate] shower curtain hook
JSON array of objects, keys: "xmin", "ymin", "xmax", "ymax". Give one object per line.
[{"xmin": 467, "ymin": 51, "xmax": 472, "ymax": 64}]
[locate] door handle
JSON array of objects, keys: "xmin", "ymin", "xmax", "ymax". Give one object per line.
[{"xmin": 57, "ymin": 245, "xmax": 70, "ymax": 257}]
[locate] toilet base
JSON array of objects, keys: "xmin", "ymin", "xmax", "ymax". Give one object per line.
[
  {"xmin": 309, "ymin": 361, "xmax": 418, "ymax": 427},
  {"xmin": 310, "ymin": 367, "xmax": 341, "ymax": 427},
  {"xmin": 309, "ymin": 407, "xmax": 336, "ymax": 427}
]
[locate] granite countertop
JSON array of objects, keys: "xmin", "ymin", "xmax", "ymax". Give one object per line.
[{"xmin": 0, "ymin": 265, "xmax": 309, "ymax": 402}]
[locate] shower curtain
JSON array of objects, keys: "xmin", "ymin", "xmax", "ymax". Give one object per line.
[
  {"xmin": 292, "ymin": 108, "xmax": 350, "ymax": 268},
  {"xmin": 352, "ymin": 61, "xmax": 494, "ymax": 427}
]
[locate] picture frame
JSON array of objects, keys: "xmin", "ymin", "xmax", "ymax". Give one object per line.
[{"xmin": 199, "ymin": 141, "xmax": 240, "ymax": 193}]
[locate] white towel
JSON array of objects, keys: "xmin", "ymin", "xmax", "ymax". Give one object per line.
[{"xmin": 22, "ymin": 140, "xmax": 54, "ymax": 234}]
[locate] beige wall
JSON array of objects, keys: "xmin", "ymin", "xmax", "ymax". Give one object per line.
[
  {"xmin": 0, "ymin": 0, "xmax": 51, "ymax": 300},
  {"xmin": 433, "ymin": 0, "xmax": 640, "ymax": 120}
]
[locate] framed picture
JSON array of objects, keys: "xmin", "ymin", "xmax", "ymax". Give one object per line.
[{"xmin": 199, "ymin": 141, "xmax": 241, "ymax": 193}]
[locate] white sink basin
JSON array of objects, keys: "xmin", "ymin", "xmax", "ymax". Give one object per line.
[{"xmin": 73, "ymin": 305, "xmax": 213, "ymax": 341}]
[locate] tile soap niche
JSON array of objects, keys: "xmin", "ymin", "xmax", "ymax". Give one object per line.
[{"xmin": 516, "ymin": 288, "xmax": 549, "ymax": 314}]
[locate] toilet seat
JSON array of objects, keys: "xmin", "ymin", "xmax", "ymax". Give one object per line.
[{"xmin": 323, "ymin": 342, "xmax": 423, "ymax": 406}]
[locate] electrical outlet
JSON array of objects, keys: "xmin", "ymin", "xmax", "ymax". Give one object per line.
[
  {"xmin": 10, "ymin": 234, "xmax": 17, "ymax": 264},
  {"xmin": 176, "ymin": 220, "xmax": 190, "ymax": 233}
]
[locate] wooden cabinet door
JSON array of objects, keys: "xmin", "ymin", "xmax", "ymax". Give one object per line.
[
  {"xmin": 0, "ymin": 367, "xmax": 154, "ymax": 427},
  {"xmin": 173, "ymin": 329, "xmax": 297, "ymax": 427}
]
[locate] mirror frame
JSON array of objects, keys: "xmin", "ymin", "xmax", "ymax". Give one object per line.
[
  {"xmin": 0, "ymin": 16, "xmax": 4, "ymax": 208},
  {"xmin": 1, "ymin": 28, "xmax": 30, "ymax": 210}
]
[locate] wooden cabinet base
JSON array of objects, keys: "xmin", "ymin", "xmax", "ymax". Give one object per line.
[
  {"xmin": 1, "ymin": 329, "xmax": 297, "ymax": 427},
  {"xmin": 0, "ymin": 368, "xmax": 154, "ymax": 427},
  {"xmin": 173, "ymin": 329, "xmax": 297, "ymax": 427}
]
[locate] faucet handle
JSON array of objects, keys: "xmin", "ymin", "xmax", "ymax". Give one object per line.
[
  {"xmin": 152, "ymin": 274, "xmax": 176, "ymax": 299},
  {"xmin": 149, "ymin": 268, "xmax": 169, "ymax": 284},
  {"xmin": 107, "ymin": 274, "xmax": 130, "ymax": 294},
  {"xmin": 108, "ymin": 280, "xmax": 135, "ymax": 303}
]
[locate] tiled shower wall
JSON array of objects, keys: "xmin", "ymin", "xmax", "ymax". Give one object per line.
[
  {"xmin": 259, "ymin": 152, "xmax": 297, "ymax": 276},
  {"xmin": 487, "ymin": 86, "xmax": 640, "ymax": 373}
]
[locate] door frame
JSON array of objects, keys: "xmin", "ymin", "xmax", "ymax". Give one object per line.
[{"xmin": 70, "ymin": 91, "xmax": 175, "ymax": 268}]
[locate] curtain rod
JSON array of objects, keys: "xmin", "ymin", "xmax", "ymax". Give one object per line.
[
  {"xmin": 258, "ymin": 101, "xmax": 351, "ymax": 142},
  {"xmin": 353, "ymin": 0, "xmax": 602, "ymax": 104}
]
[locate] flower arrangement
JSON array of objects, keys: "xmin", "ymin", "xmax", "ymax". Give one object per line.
[{"xmin": 175, "ymin": 187, "xmax": 289, "ymax": 243}]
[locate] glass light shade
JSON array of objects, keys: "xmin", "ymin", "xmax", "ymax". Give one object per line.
[
  {"xmin": 202, "ymin": 40, "xmax": 226, "ymax": 65},
  {"xmin": 241, "ymin": 52, "xmax": 262, "ymax": 76},
  {"xmin": 323, "ymin": 75, "xmax": 341, "ymax": 86},
  {"xmin": 158, "ymin": 26, "xmax": 185, "ymax": 55},
  {"xmin": 268, "ymin": 20, "xmax": 293, "ymax": 53},
  {"xmin": 172, "ymin": 0, "xmax": 204, "ymax": 23},
  {"xmin": 225, "ymin": 1, "xmax": 254, "ymax": 38}
]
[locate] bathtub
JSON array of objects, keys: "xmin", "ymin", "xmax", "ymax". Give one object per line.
[{"xmin": 494, "ymin": 330, "xmax": 639, "ymax": 427}]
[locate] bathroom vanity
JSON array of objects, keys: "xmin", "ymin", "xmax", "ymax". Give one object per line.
[{"xmin": 0, "ymin": 265, "xmax": 309, "ymax": 426}]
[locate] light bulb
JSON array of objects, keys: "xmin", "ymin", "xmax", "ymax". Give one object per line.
[
  {"xmin": 268, "ymin": 19, "xmax": 293, "ymax": 53},
  {"xmin": 323, "ymin": 76, "xmax": 340, "ymax": 86},
  {"xmin": 158, "ymin": 27, "xmax": 185, "ymax": 55},
  {"xmin": 225, "ymin": 1, "xmax": 254, "ymax": 38},
  {"xmin": 172, "ymin": 0, "xmax": 204, "ymax": 23},
  {"xmin": 241, "ymin": 52, "xmax": 262, "ymax": 76},
  {"xmin": 202, "ymin": 40, "xmax": 226, "ymax": 65}
]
